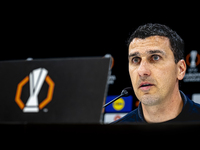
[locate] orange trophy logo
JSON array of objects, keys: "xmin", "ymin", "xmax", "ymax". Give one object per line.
[{"xmin": 15, "ymin": 68, "xmax": 55, "ymax": 113}]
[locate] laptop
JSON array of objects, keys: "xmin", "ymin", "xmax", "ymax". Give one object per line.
[{"xmin": 0, "ymin": 57, "xmax": 110, "ymax": 124}]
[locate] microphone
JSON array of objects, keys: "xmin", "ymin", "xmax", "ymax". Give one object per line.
[{"xmin": 103, "ymin": 87, "xmax": 133, "ymax": 108}]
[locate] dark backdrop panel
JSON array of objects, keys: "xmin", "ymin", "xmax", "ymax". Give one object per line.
[{"xmin": 2, "ymin": 6, "xmax": 199, "ymax": 98}]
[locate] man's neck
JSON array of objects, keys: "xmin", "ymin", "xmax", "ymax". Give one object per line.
[{"xmin": 141, "ymin": 88, "xmax": 183, "ymax": 123}]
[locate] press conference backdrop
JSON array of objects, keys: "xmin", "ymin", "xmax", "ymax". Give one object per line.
[{"xmin": 2, "ymin": 17, "xmax": 200, "ymax": 123}]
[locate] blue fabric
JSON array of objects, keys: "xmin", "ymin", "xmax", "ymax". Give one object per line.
[{"xmin": 112, "ymin": 91, "xmax": 200, "ymax": 124}]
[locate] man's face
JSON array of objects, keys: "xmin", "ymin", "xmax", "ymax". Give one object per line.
[{"xmin": 128, "ymin": 36, "xmax": 181, "ymax": 106}]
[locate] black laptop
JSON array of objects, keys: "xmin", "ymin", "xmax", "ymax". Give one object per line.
[{"xmin": 0, "ymin": 57, "xmax": 110, "ymax": 124}]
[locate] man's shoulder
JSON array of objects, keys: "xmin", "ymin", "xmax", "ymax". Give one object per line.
[
  {"xmin": 191, "ymin": 100, "xmax": 200, "ymax": 114},
  {"xmin": 180, "ymin": 91, "xmax": 200, "ymax": 121},
  {"xmin": 111, "ymin": 108, "xmax": 142, "ymax": 124},
  {"xmin": 185, "ymin": 97, "xmax": 200, "ymax": 121}
]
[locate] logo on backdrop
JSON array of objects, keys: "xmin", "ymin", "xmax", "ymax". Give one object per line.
[
  {"xmin": 104, "ymin": 54, "xmax": 116, "ymax": 85},
  {"xmin": 112, "ymin": 98, "xmax": 125, "ymax": 111},
  {"xmin": 184, "ymin": 50, "xmax": 200, "ymax": 82},
  {"xmin": 15, "ymin": 68, "xmax": 55, "ymax": 113}
]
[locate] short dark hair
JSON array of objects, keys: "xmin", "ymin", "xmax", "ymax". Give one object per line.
[{"xmin": 127, "ymin": 23, "xmax": 184, "ymax": 63}]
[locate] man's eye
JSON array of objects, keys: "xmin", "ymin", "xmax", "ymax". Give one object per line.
[
  {"xmin": 152, "ymin": 55, "xmax": 160, "ymax": 61},
  {"xmin": 132, "ymin": 57, "xmax": 141, "ymax": 64}
]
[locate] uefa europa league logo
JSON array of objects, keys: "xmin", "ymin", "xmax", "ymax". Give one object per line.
[
  {"xmin": 15, "ymin": 68, "xmax": 55, "ymax": 113},
  {"xmin": 184, "ymin": 50, "xmax": 200, "ymax": 82},
  {"xmin": 186, "ymin": 50, "xmax": 200, "ymax": 68}
]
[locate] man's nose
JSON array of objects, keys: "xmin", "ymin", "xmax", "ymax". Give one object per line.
[{"xmin": 137, "ymin": 60, "xmax": 151, "ymax": 77}]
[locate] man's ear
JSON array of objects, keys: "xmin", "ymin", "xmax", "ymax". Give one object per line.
[{"xmin": 177, "ymin": 59, "xmax": 186, "ymax": 80}]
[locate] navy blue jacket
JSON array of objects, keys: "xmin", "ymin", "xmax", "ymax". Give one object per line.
[{"xmin": 112, "ymin": 91, "xmax": 200, "ymax": 124}]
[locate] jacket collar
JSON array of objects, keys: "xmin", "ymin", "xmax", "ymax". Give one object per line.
[{"xmin": 137, "ymin": 90, "xmax": 189, "ymax": 122}]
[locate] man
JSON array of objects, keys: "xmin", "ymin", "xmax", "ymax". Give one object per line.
[{"xmin": 113, "ymin": 23, "xmax": 200, "ymax": 123}]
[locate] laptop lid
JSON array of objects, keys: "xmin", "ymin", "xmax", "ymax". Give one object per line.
[{"xmin": 0, "ymin": 57, "xmax": 110, "ymax": 124}]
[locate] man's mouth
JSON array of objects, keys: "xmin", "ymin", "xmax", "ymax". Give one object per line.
[{"xmin": 139, "ymin": 82, "xmax": 154, "ymax": 91}]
